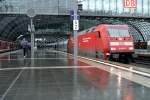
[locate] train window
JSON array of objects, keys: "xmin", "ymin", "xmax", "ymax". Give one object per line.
[
  {"xmin": 108, "ymin": 29, "xmax": 130, "ymax": 37},
  {"xmin": 91, "ymin": 27, "xmax": 95, "ymax": 32},
  {"xmin": 98, "ymin": 31, "xmax": 101, "ymax": 38},
  {"xmin": 90, "ymin": 27, "xmax": 96, "ymax": 32},
  {"xmin": 86, "ymin": 30, "xmax": 89, "ymax": 33}
]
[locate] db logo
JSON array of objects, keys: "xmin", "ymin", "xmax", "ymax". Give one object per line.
[{"xmin": 124, "ymin": 0, "xmax": 137, "ymax": 8}]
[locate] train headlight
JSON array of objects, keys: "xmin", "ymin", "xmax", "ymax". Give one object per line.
[
  {"xmin": 111, "ymin": 47, "xmax": 116, "ymax": 50},
  {"xmin": 129, "ymin": 47, "xmax": 134, "ymax": 50},
  {"xmin": 110, "ymin": 42, "xmax": 133, "ymax": 46},
  {"xmin": 124, "ymin": 42, "xmax": 133, "ymax": 46},
  {"xmin": 106, "ymin": 53, "xmax": 110, "ymax": 55},
  {"xmin": 110, "ymin": 42, "xmax": 119, "ymax": 46},
  {"xmin": 119, "ymin": 38, "xmax": 123, "ymax": 40}
]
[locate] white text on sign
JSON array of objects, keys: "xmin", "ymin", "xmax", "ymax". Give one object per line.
[
  {"xmin": 124, "ymin": 0, "xmax": 137, "ymax": 8},
  {"xmin": 73, "ymin": 20, "xmax": 79, "ymax": 31}
]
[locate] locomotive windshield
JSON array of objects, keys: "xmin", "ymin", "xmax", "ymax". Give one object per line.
[{"xmin": 108, "ymin": 28, "xmax": 130, "ymax": 37}]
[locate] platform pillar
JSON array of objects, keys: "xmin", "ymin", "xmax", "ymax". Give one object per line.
[
  {"xmin": 73, "ymin": 3, "xmax": 78, "ymax": 66},
  {"xmin": 148, "ymin": 41, "xmax": 150, "ymax": 51},
  {"xmin": 30, "ymin": 18, "xmax": 35, "ymax": 59}
]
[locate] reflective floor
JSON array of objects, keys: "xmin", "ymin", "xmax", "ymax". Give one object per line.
[{"xmin": 0, "ymin": 49, "xmax": 150, "ymax": 100}]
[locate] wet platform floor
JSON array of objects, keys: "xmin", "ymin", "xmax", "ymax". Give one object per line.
[{"xmin": 0, "ymin": 49, "xmax": 150, "ymax": 100}]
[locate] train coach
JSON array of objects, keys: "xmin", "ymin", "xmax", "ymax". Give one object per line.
[
  {"xmin": 68, "ymin": 24, "xmax": 135, "ymax": 63},
  {"xmin": 0, "ymin": 40, "xmax": 19, "ymax": 53}
]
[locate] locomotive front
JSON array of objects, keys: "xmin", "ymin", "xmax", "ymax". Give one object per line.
[{"xmin": 107, "ymin": 25, "xmax": 135, "ymax": 62}]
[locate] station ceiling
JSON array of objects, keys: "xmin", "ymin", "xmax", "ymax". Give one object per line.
[{"xmin": 0, "ymin": 15, "xmax": 71, "ymax": 42}]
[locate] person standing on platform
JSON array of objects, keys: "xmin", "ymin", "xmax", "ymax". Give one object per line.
[{"xmin": 21, "ymin": 38, "xmax": 29, "ymax": 57}]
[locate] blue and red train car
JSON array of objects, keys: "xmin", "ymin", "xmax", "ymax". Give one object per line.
[{"xmin": 68, "ymin": 24, "xmax": 135, "ymax": 62}]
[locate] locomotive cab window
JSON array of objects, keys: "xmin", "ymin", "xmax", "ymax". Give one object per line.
[
  {"xmin": 108, "ymin": 28, "xmax": 130, "ymax": 37},
  {"xmin": 91, "ymin": 27, "xmax": 96, "ymax": 32}
]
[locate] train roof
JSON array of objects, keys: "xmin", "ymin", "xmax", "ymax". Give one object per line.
[
  {"xmin": 98, "ymin": 24, "xmax": 128, "ymax": 27},
  {"xmin": 78, "ymin": 26, "xmax": 96, "ymax": 35},
  {"xmin": 78, "ymin": 24, "xmax": 129, "ymax": 36}
]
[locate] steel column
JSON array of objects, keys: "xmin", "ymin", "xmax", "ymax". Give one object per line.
[
  {"xmin": 73, "ymin": 1, "xmax": 78, "ymax": 66},
  {"xmin": 30, "ymin": 18, "xmax": 34, "ymax": 58}
]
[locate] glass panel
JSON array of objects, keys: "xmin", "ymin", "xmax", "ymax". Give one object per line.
[
  {"xmin": 111, "ymin": 0, "xmax": 116, "ymax": 13},
  {"xmin": 104, "ymin": 0, "xmax": 109, "ymax": 12},
  {"xmin": 2, "ymin": 0, "xmax": 74, "ymax": 14},
  {"xmin": 95, "ymin": 0, "xmax": 101, "ymax": 11},
  {"xmin": 82, "ymin": 0, "xmax": 88, "ymax": 11},
  {"xmin": 95, "ymin": 0, "xmax": 102, "ymax": 11},
  {"xmin": 108, "ymin": 29, "xmax": 130, "ymax": 37},
  {"xmin": 143, "ymin": 0, "xmax": 148, "ymax": 15},
  {"xmin": 117, "ymin": 0, "xmax": 123, "ymax": 14},
  {"xmin": 89, "ymin": 0, "xmax": 94, "ymax": 11},
  {"xmin": 137, "ymin": 0, "xmax": 142, "ymax": 14}
]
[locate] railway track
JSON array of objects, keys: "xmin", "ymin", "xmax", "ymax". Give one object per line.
[
  {"xmin": 134, "ymin": 55, "xmax": 150, "ymax": 66},
  {"xmin": 107, "ymin": 57, "xmax": 150, "ymax": 74},
  {"xmin": 134, "ymin": 60, "xmax": 150, "ymax": 66}
]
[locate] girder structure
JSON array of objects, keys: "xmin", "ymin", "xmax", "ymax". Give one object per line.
[
  {"xmin": 0, "ymin": 15, "xmax": 71, "ymax": 42},
  {"xmin": 0, "ymin": 0, "xmax": 149, "ymax": 18}
]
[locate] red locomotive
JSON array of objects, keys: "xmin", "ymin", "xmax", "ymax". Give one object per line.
[{"xmin": 68, "ymin": 24, "xmax": 135, "ymax": 63}]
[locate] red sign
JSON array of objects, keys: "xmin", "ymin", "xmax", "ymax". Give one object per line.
[{"xmin": 124, "ymin": 0, "xmax": 137, "ymax": 8}]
